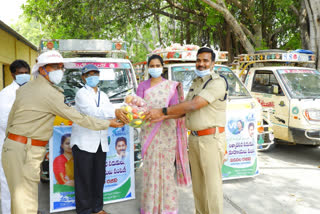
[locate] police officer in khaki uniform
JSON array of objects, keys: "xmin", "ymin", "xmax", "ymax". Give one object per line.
[
  {"xmin": 145, "ymin": 47, "xmax": 227, "ymax": 214},
  {"xmin": 2, "ymin": 50, "xmax": 127, "ymax": 214}
]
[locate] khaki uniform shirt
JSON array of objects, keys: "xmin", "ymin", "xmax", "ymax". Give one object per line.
[
  {"xmin": 185, "ymin": 73, "xmax": 227, "ymax": 131},
  {"xmin": 6, "ymin": 75, "xmax": 110, "ymax": 141}
]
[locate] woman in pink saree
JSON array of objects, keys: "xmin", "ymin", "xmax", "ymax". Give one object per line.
[{"xmin": 137, "ymin": 55, "xmax": 191, "ymax": 214}]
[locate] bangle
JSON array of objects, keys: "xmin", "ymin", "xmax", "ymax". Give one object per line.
[{"xmin": 162, "ymin": 107, "xmax": 168, "ymax": 115}]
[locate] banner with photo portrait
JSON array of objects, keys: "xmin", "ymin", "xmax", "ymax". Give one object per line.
[
  {"xmin": 49, "ymin": 125, "xmax": 135, "ymax": 213},
  {"xmin": 222, "ymin": 108, "xmax": 259, "ymax": 180}
]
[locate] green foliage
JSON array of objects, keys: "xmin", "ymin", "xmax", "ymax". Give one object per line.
[
  {"xmin": 281, "ymin": 33, "xmax": 302, "ymax": 50},
  {"xmin": 18, "ymin": 0, "xmax": 303, "ymax": 62},
  {"xmin": 10, "ymin": 14, "xmax": 49, "ymax": 46}
]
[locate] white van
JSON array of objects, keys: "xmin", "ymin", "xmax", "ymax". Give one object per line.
[
  {"xmin": 239, "ymin": 50, "xmax": 320, "ymax": 146},
  {"xmin": 38, "ymin": 40, "xmax": 142, "ymax": 183}
]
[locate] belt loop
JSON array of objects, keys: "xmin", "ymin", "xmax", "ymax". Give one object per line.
[
  {"xmin": 26, "ymin": 138, "xmax": 32, "ymax": 149},
  {"xmin": 27, "ymin": 138, "xmax": 32, "ymax": 145},
  {"xmin": 214, "ymin": 127, "xmax": 218, "ymax": 137}
]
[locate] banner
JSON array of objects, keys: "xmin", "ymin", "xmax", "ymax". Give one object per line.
[
  {"xmin": 49, "ymin": 125, "xmax": 135, "ymax": 213},
  {"xmin": 222, "ymin": 108, "xmax": 259, "ymax": 180}
]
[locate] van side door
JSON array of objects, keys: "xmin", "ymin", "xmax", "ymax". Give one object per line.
[{"xmin": 251, "ymin": 70, "xmax": 291, "ymax": 142}]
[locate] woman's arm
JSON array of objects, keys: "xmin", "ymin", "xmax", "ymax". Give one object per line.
[{"xmin": 58, "ymin": 172, "xmax": 67, "ymax": 184}]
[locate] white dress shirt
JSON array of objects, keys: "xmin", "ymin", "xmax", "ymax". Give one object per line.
[
  {"xmin": 0, "ymin": 80, "xmax": 19, "ymax": 214},
  {"xmin": 70, "ymin": 85, "xmax": 115, "ymax": 153},
  {"xmin": 0, "ymin": 81, "xmax": 20, "ymax": 142}
]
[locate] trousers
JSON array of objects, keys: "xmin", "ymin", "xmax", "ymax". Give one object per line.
[
  {"xmin": 72, "ymin": 144, "xmax": 106, "ymax": 214},
  {"xmin": 0, "ymin": 136, "xmax": 11, "ymax": 214},
  {"xmin": 188, "ymin": 131, "xmax": 226, "ymax": 214},
  {"xmin": 2, "ymin": 137, "xmax": 46, "ymax": 214}
]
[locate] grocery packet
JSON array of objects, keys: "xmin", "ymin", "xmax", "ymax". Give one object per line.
[{"xmin": 122, "ymin": 94, "xmax": 149, "ymax": 128}]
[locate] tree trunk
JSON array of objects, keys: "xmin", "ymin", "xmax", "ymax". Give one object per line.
[
  {"xmin": 305, "ymin": 0, "xmax": 320, "ymax": 68},
  {"xmin": 155, "ymin": 14, "xmax": 163, "ymax": 46},
  {"xmin": 201, "ymin": 0, "xmax": 255, "ymax": 54},
  {"xmin": 299, "ymin": 0, "xmax": 310, "ymax": 49},
  {"xmin": 180, "ymin": 21, "xmax": 184, "ymax": 45},
  {"xmin": 186, "ymin": 22, "xmax": 191, "ymax": 44},
  {"xmin": 225, "ymin": 25, "xmax": 233, "ymax": 63}
]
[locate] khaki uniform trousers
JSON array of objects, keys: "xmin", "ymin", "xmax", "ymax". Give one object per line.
[
  {"xmin": 1, "ymin": 137, "xmax": 46, "ymax": 214},
  {"xmin": 188, "ymin": 131, "xmax": 226, "ymax": 214}
]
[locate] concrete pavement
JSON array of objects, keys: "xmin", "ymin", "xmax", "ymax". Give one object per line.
[
  {"xmin": 37, "ymin": 168, "xmax": 240, "ymax": 214},
  {"xmin": 1, "ymin": 143, "xmax": 319, "ymax": 214}
]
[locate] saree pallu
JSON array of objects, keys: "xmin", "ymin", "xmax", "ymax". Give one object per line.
[{"xmin": 140, "ymin": 80, "xmax": 191, "ymax": 214}]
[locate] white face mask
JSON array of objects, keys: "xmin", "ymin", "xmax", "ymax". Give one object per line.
[
  {"xmin": 148, "ymin": 68, "xmax": 163, "ymax": 78},
  {"xmin": 43, "ymin": 67, "xmax": 64, "ymax": 85},
  {"xmin": 49, "ymin": 69, "xmax": 64, "ymax": 85},
  {"xmin": 195, "ymin": 68, "xmax": 211, "ymax": 78}
]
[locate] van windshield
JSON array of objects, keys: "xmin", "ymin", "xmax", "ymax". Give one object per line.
[
  {"xmin": 171, "ymin": 65, "xmax": 251, "ymax": 98},
  {"xmin": 58, "ymin": 62, "xmax": 134, "ymax": 105},
  {"xmin": 277, "ymin": 69, "xmax": 320, "ymax": 99}
]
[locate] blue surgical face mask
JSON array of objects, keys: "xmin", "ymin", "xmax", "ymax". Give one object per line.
[
  {"xmin": 15, "ymin": 74, "xmax": 30, "ymax": 86},
  {"xmin": 148, "ymin": 68, "xmax": 163, "ymax": 78},
  {"xmin": 86, "ymin": 75, "xmax": 100, "ymax": 87},
  {"xmin": 195, "ymin": 68, "xmax": 211, "ymax": 78}
]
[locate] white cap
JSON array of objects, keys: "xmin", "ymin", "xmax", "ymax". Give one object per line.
[{"xmin": 32, "ymin": 50, "xmax": 66, "ymax": 75}]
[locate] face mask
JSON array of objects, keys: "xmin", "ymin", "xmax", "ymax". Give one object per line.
[
  {"xmin": 15, "ymin": 74, "xmax": 30, "ymax": 86},
  {"xmin": 86, "ymin": 76, "xmax": 100, "ymax": 87},
  {"xmin": 148, "ymin": 68, "xmax": 163, "ymax": 78},
  {"xmin": 195, "ymin": 68, "xmax": 211, "ymax": 78},
  {"xmin": 42, "ymin": 67, "xmax": 64, "ymax": 85}
]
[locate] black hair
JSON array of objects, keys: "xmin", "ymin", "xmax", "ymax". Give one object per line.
[
  {"xmin": 115, "ymin": 137, "xmax": 127, "ymax": 147},
  {"xmin": 60, "ymin": 133, "xmax": 71, "ymax": 155},
  {"xmin": 248, "ymin": 122, "xmax": 255, "ymax": 129},
  {"xmin": 10, "ymin": 60, "xmax": 30, "ymax": 74},
  {"xmin": 197, "ymin": 47, "xmax": 216, "ymax": 62},
  {"xmin": 147, "ymin": 54, "xmax": 164, "ymax": 66}
]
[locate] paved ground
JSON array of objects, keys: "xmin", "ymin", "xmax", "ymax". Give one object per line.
[{"xmin": 1, "ymin": 143, "xmax": 320, "ymax": 214}]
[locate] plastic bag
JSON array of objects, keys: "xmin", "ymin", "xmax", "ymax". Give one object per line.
[{"xmin": 122, "ymin": 94, "xmax": 149, "ymax": 128}]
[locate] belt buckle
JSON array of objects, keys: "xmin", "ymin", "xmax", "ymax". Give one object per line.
[{"xmin": 191, "ymin": 131, "xmax": 198, "ymax": 136}]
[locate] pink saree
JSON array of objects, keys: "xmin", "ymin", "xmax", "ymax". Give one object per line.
[{"xmin": 139, "ymin": 80, "xmax": 191, "ymax": 214}]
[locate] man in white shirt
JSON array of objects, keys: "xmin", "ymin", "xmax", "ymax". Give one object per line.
[
  {"xmin": 0, "ymin": 60, "xmax": 31, "ymax": 214},
  {"xmin": 70, "ymin": 64, "xmax": 128, "ymax": 214}
]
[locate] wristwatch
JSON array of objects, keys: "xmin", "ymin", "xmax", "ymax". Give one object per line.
[{"xmin": 162, "ymin": 107, "xmax": 168, "ymax": 115}]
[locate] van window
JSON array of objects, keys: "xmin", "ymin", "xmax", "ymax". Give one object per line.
[
  {"xmin": 59, "ymin": 62, "xmax": 135, "ymax": 104},
  {"xmin": 252, "ymin": 70, "xmax": 283, "ymax": 95},
  {"xmin": 171, "ymin": 65, "xmax": 251, "ymax": 98},
  {"xmin": 277, "ymin": 69, "xmax": 320, "ymax": 99}
]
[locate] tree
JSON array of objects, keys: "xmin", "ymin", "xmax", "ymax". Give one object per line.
[
  {"xmin": 290, "ymin": 0, "xmax": 320, "ymax": 68},
  {"xmin": 11, "ymin": 15, "xmax": 49, "ymax": 47},
  {"xmin": 304, "ymin": 0, "xmax": 320, "ymax": 68},
  {"xmin": 22, "ymin": 0, "xmax": 302, "ymax": 63}
]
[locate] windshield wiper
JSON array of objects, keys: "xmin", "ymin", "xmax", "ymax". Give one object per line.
[{"xmin": 109, "ymin": 87, "xmax": 134, "ymax": 98}]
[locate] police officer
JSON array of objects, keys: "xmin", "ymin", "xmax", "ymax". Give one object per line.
[
  {"xmin": 2, "ymin": 50, "xmax": 125, "ymax": 214},
  {"xmin": 146, "ymin": 47, "xmax": 227, "ymax": 214}
]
